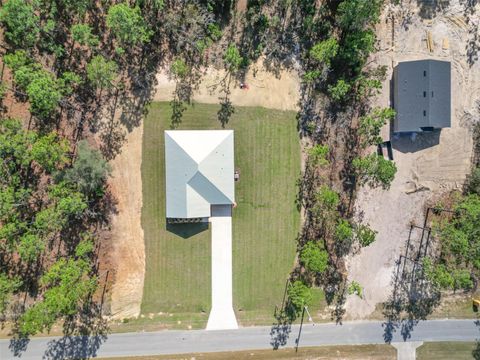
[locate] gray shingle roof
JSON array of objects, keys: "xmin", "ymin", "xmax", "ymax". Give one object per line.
[
  {"xmin": 165, "ymin": 130, "xmax": 235, "ymax": 219},
  {"xmin": 393, "ymin": 60, "xmax": 451, "ymax": 132}
]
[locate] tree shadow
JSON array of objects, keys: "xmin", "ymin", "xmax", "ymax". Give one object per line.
[
  {"xmin": 473, "ymin": 319, "xmax": 480, "ymax": 359},
  {"xmin": 269, "ymin": 279, "xmax": 297, "ymax": 350},
  {"xmin": 42, "ymin": 302, "xmax": 109, "ymax": 360},
  {"xmin": 416, "ymin": 0, "xmax": 451, "ymax": 20},
  {"xmin": 166, "ymin": 222, "xmax": 209, "ymax": 239},
  {"xmin": 382, "ymin": 213, "xmax": 441, "ymax": 343}
]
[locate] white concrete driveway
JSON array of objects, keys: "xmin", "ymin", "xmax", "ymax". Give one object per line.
[{"xmin": 206, "ymin": 206, "xmax": 238, "ymax": 330}]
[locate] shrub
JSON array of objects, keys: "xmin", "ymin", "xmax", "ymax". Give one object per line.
[
  {"xmin": 355, "ymin": 224, "xmax": 377, "ymax": 247},
  {"xmin": 328, "ymin": 79, "xmax": 351, "ymax": 101},
  {"xmin": 300, "ymin": 242, "xmax": 329, "ymax": 273},
  {"xmin": 315, "ymin": 185, "xmax": 339, "ymax": 212}
]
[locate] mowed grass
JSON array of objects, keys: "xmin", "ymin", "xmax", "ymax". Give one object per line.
[
  {"xmin": 100, "ymin": 344, "xmax": 397, "ymax": 359},
  {"xmin": 417, "ymin": 342, "xmax": 478, "ymax": 360},
  {"xmin": 141, "ymin": 102, "xmax": 300, "ymax": 325}
]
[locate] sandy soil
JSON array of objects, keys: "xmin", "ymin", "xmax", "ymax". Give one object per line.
[
  {"xmin": 345, "ymin": 0, "xmax": 480, "ymax": 318},
  {"xmin": 154, "ymin": 58, "xmax": 301, "ymax": 111},
  {"xmin": 108, "ymin": 123, "xmax": 146, "ymax": 319}
]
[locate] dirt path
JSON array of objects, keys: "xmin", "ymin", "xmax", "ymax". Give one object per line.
[
  {"xmin": 108, "ymin": 123, "xmax": 145, "ymax": 319},
  {"xmin": 345, "ymin": 0, "xmax": 479, "ymax": 319},
  {"xmin": 154, "ymin": 58, "xmax": 301, "ymax": 111}
]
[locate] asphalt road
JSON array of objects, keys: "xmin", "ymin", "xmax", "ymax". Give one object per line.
[{"xmin": 0, "ymin": 319, "xmax": 478, "ymax": 359}]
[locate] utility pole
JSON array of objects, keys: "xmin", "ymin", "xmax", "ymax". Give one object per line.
[{"xmin": 295, "ymin": 305, "xmax": 314, "ymax": 352}]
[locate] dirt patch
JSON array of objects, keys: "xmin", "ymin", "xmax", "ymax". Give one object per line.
[
  {"xmin": 154, "ymin": 58, "xmax": 301, "ymax": 112},
  {"xmin": 345, "ymin": 0, "xmax": 480, "ymax": 319},
  {"xmin": 108, "ymin": 123, "xmax": 145, "ymax": 319}
]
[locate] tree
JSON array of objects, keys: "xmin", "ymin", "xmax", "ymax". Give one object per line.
[
  {"xmin": 86, "ymin": 55, "xmax": 118, "ymax": 89},
  {"xmin": 4, "ymin": 52, "xmax": 67, "ymax": 119},
  {"xmin": 62, "ymin": 140, "xmax": 111, "ymax": 199},
  {"xmin": 353, "ymin": 153, "xmax": 397, "ymax": 189},
  {"xmin": 71, "ymin": 24, "xmax": 99, "ymax": 47},
  {"xmin": 58, "ymin": 0, "xmax": 91, "ymax": 17},
  {"xmin": 358, "ymin": 108, "xmax": 395, "ymax": 148},
  {"xmin": 0, "ymin": 0, "xmax": 39, "ymax": 48},
  {"xmin": 0, "ymin": 273, "xmax": 22, "ymax": 314},
  {"xmin": 300, "ymin": 242, "xmax": 329, "ymax": 273},
  {"xmin": 26, "ymin": 71, "xmax": 63, "ymax": 119},
  {"xmin": 106, "ymin": 3, "xmax": 152, "ymax": 48},
  {"xmin": 310, "ymin": 38, "xmax": 339, "ymax": 67},
  {"xmin": 328, "ymin": 79, "xmax": 350, "ymax": 101},
  {"xmin": 287, "ymin": 280, "xmax": 312, "ymax": 313},
  {"xmin": 338, "ymin": 30, "xmax": 375, "ymax": 74},
  {"xmin": 19, "ymin": 240, "xmax": 97, "ymax": 336},
  {"xmin": 337, "ymin": 0, "xmax": 382, "ymax": 31}
]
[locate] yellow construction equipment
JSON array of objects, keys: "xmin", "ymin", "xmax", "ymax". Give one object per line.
[{"xmin": 473, "ymin": 297, "xmax": 480, "ymax": 312}]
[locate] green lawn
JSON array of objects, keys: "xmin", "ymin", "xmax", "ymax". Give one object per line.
[
  {"xmin": 100, "ymin": 344, "xmax": 396, "ymax": 359},
  {"xmin": 141, "ymin": 102, "xmax": 301, "ymax": 327},
  {"xmin": 417, "ymin": 342, "xmax": 479, "ymax": 359}
]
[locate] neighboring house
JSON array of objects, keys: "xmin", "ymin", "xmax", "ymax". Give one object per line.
[
  {"xmin": 393, "ymin": 59, "xmax": 451, "ymax": 133},
  {"xmin": 164, "ymin": 130, "xmax": 235, "ymax": 221}
]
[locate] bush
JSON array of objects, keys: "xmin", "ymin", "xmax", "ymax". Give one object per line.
[
  {"xmin": 348, "ymin": 281, "xmax": 362, "ymax": 298},
  {"xmin": 300, "ymin": 242, "xmax": 329, "ymax": 273},
  {"xmin": 335, "ymin": 219, "xmax": 353, "ymax": 242},
  {"xmin": 467, "ymin": 167, "xmax": 480, "ymax": 195},
  {"xmin": 315, "ymin": 185, "xmax": 339, "ymax": 212},
  {"xmin": 355, "ymin": 224, "xmax": 377, "ymax": 247},
  {"xmin": 308, "ymin": 144, "xmax": 329, "ymax": 166},
  {"xmin": 224, "ymin": 43, "xmax": 243, "ymax": 73},
  {"xmin": 170, "ymin": 58, "xmax": 189, "ymax": 79},
  {"xmin": 310, "ymin": 38, "xmax": 339, "ymax": 67}
]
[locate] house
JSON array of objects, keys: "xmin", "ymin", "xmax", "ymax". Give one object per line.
[
  {"xmin": 393, "ymin": 60, "xmax": 451, "ymax": 133},
  {"xmin": 164, "ymin": 130, "xmax": 235, "ymax": 221}
]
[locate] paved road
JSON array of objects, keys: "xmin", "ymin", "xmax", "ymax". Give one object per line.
[{"xmin": 0, "ymin": 319, "xmax": 478, "ymax": 359}]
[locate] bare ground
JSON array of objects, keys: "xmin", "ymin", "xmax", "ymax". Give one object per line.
[
  {"xmin": 154, "ymin": 58, "xmax": 301, "ymax": 111},
  {"xmin": 345, "ymin": 0, "xmax": 480, "ymax": 318},
  {"xmin": 108, "ymin": 123, "xmax": 146, "ymax": 319}
]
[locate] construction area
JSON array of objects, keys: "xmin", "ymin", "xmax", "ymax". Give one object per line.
[{"xmin": 345, "ymin": 0, "xmax": 480, "ymax": 318}]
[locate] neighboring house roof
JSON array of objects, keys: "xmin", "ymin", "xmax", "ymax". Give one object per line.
[
  {"xmin": 165, "ymin": 130, "xmax": 235, "ymax": 218},
  {"xmin": 393, "ymin": 60, "xmax": 451, "ymax": 132}
]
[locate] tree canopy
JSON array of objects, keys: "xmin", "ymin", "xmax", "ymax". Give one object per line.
[
  {"xmin": 0, "ymin": 0, "xmax": 39, "ymax": 48},
  {"xmin": 106, "ymin": 3, "xmax": 152, "ymax": 48}
]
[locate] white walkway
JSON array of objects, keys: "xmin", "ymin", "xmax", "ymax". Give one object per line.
[{"xmin": 206, "ymin": 206, "xmax": 238, "ymax": 330}]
